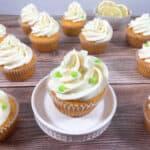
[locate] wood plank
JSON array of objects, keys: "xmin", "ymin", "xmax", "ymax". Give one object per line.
[
  {"xmin": 0, "ymin": 84, "xmax": 149, "ymax": 150},
  {"xmin": 0, "ymin": 15, "xmax": 148, "ymax": 87},
  {"xmin": 0, "ymin": 49, "xmax": 149, "ymax": 87}
]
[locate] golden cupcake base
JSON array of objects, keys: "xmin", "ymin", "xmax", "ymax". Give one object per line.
[
  {"xmin": 136, "ymin": 53, "xmax": 150, "ymax": 78},
  {"xmin": 126, "ymin": 27, "xmax": 150, "ymax": 48},
  {"xmin": 144, "ymin": 98, "xmax": 150, "ymax": 133},
  {"xmin": 50, "ymin": 88, "xmax": 106, "ymax": 117},
  {"xmin": 0, "ymin": 96, "xmax": 19, "ymax": 141},
  {"xmin": 0, "ymin": 35, "xmax": 6, "ymax": 43},
  {"xmin": 79, "ymin": 34, "xmax": 108, "ymax": 54},
  {"xmin": 60, "ymin": 18, "xmax": 86, "ymax": 36},
  {"xmin": 1, "ymin": 55, "xmax": 36, "ymax": 81},
  {"xmin": 20, "ymin": 22, "xmax": 31, "ymax": 35},
  {"xmin": 29, "ymin": 33, "xmax": 60, "ymax": 52}
]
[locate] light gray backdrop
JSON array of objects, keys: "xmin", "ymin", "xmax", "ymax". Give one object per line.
[{"xmin": 0, "ymin": 0, "xmax": 149, "ymax": 16}]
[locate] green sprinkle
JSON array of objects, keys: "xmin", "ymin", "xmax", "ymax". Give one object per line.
[
  {"xmin": 74, "ymin": 12, "xmax": 77, "ymax": 15},
  {"xmin": 94, "ymin": 58, "xmax": 102, "ymax": 64},
  {"xmin": 2, "ymin": 103, "xmax": 7, "ymax": 110},
  {"xmin": 88, "ymin": 77, "xmax": 97, "ymax": 84},
  {"xmin": 144, "ymin": 42, "xmax": 149, "ymax": 47},
  {"xmin": 71, "ymin": 71, "xmax": 78, "ymax": 78},
  {"xmin": 81, "ymin": 15, "xmax": 84, "ymax": 18},
  {"xmin": 58, "ymin": 85, "xmax": 67, "ymax": 93},
  {"xmin": 54, "ymin": 71, "xmax": 62, "ymax": 78}
]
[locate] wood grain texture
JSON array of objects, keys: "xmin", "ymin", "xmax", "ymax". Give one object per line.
[
  {"xmin": 0, "ymin": 85, "xmax": 150, "ymax": 150},
  {"xmin": 0, "ymin": 15, "xmax": 150, "ymax": 150},
  {"xmin": 0, "ymin": 16, "xmax": 149, "ymax": 86}
]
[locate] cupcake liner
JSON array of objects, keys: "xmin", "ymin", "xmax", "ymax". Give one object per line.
[
  {"xmin": 136, "ymin": 53, "xmax": 150, "ymax": 78},
  {"xmin": 126, "ymin": 28, "xmax": 150, "ymax": 48},
  {"xmin": 0, "ymin": 35, "xmax": 6, "ymax": 43},
  {"xmin": 62, "ymin": 26, "xmax": 82, "ymax": 36},
  {"xmin": 2, "ymin": 55, "xmax": 36, "ymax": 81},
  {"xmin": 79, "ymin": 34, "xmax": 108, "ymax": 54},
  {"xmin": 94, "ymin": 7, "xmax": 132, "ymax": 30},
  {"xmin": 50, "ymin": 88, "xmax": 106, "ymax": 117},
  {"xmin": 19, "ymin": 20, "xmax": 31, "ymax": 35},
  {"xmin": 60, "ymin": 19, "xmax": 86, "ymax": 36},
  {"xmin": 0, "ymin": 95, "xmax": 19, "ymax": 141},
  {"xmin": 29, "ymin": 33, "xmax": 60, "ymax": 52},
  {"xmin": 143, "ymin": 99, "xmax": 150, "ymax": 133}
]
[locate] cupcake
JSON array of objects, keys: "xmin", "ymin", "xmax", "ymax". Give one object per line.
[
  {"xmin": 0, "ymin": 90, "xmax": 19, "ymax": 141},
  {"xmin": 29, "ymin": 12, "xmax": 60, "ymax": 52},
  {"xmin": 136, "ymin": 41, "xmax": 150, "ymax": 78},
  {"xmin": 48, "ymin": 49, "xmax": 109, "ymax": 117},
  {"xmin": 144, "ymin": 96, "xmax": 150, "ymax": 133},
  {"xmin": 0, "ymin": 24, "xmax": 7, "ymax": 43},
  {"xmin": 127, "ymin": 14, "xmax": 150, "ymax": 48},
  {"xmin": 79, "ymin": 18, "xmax": 113, "ymax": 54},
  {"xmin": 95, "ymin": 0, "xmax": 131, "ymax": 30},
  {"xmin": 0, "ymin": 35, "xmax": 36, "ymax": 81},
  {"xmin": 20, "ymin": 3, "xmax": 39, "ymax": 35},
  {"xmin": 60, "ymin": 1, "xmax": 86, "ymax": 36}
]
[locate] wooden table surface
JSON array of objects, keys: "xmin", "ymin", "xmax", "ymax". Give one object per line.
[{"xmin": 0, "ymin": 15, "xmax": 150, "ymax": 150}]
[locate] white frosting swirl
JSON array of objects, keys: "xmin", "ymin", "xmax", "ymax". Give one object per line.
[
  {"xmin": 48, "ymin": 50, "xmax": 109, "ymax": 101},
  {"xmin": 81, "ymin": 18, "xmax": 113, "ymax": 42},
  {"xmin": 0, "ymin": 35, "xmax": 33, "ymax": 70},
  {"xmin": 138, "ymin": 41, "xmax": 150, "ymax": 63},
  {"xmin": 0, "ymin": 90, "xmax": 10, "ymax": 126},
  {"xmin": 129, "ymin": 14, "xmax": 150, "ymax": 36},
  {"xmin": 31, "ymin": 12, "xmax": 59, "ymax": 37},
  {"xmin": 0, "ymin": 24, "xmax": 6, "ymax": 38},
  {"xmin": 21, "ymin": 3, "xmax": 39, "ymax": 26},
  {"xmin": 64, "ymin": 1, "xmax": 86, "ymax": 22}
]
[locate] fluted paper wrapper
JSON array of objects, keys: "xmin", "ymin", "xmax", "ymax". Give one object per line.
[
  {"xmin": 79, "ymin": 34, "xmax": 108, "ymax": 54},
  {"xmin": 60, "ymin": 19, "xmax": 86, "ymax": 36},
  {"xmin": 0, "ymin": 35, "xmax": 6, "ymax": 43},
  {"xmin": 126, "ymin": 28, "xmax": 150, "ymax": 48},
  {"xmin": 0, "ymin": 96, "xmax": 19, "ymax": 141},
  {"xmin": 143, "ymin": 99, "xmax": 150, "ymax": 133},
  {"xmin": 50, "ymin": 88, "xmax": 106, "ymax": 117},
  {"xmin": 29, "ymin": 33, "xmax": 59, "ymax": 52},
  {"xmin": 2, "ymin": 55, "xmax": 36, "ymax": 81},
  {"xmin": 136, "ymin": 53, "xmax": 150, "ymax": 78},
  {"xmin": 19, "ymin": 20, "xmax": 31, "ymax": 35}
]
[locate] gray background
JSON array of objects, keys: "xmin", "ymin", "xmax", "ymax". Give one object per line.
[{"xmin": 0, "ymin": 0, "xmax": 149, "ymax": 16}]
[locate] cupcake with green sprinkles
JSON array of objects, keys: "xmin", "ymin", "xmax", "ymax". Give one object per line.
[
  {"xmin": 0, "ymin": 90, "xmax": 19, "ymax": 141},
  {"xmin": 48, "ymin": 49, "xmax": 109, "ymax": 117}
]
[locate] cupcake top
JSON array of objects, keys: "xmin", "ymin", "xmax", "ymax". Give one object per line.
[
  {"xmin": 0, "ymin": 24, "xmax": 6, "ymax": 38},
  {"xmin": 21, "ymin": 3, "xmax": 39, "ymax": 26},
  {"xmin": 0, "ymin": 90, "xmax": 10, "ymax": 126},
  {"xmin": 81, "ymin": 18, "xmax": 113, "ymax": 42},
  {"xmin": 31, "ymin": 12, "xmax": 59, "ymax": 37},
  {"xmin": 64, "ymin": 1, "xmax": 86, "ymax": 22},
  {"xmin": 96, "ymin": 0, "xmax": 130, "ymax": 17},
  {"xmin": 0, "ymin": 35, "xmax": 33, "ymax": 70},
  {"xmin": 128, "ymin": 14, "xmax": 150, "ymax": 36},
  {"xmin": 138, "ymin": 41, "xmax": 150, "ymax": 63},
  {"xmin": 48, "ymin": 49, "xmax": 109, "ymax": 100}
]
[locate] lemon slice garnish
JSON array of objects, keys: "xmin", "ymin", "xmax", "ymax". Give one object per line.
[
  {"xmin": 96, "ymin": 0, "xmax": 129, "ymax": 17},
  {"xmin": 98, "ymin": 0, "xmax": 115, "ymax": 7},
  {"xmin": 98, "ymin": 5, "xmax": 122, "ymax": 17},
  {"xmin": 117, "ymin": 4, "xmax": 129, "ymax": 17},
  {"xmin": 97, "ymin": 0, "xmax": 115, "ymax": 14}
]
